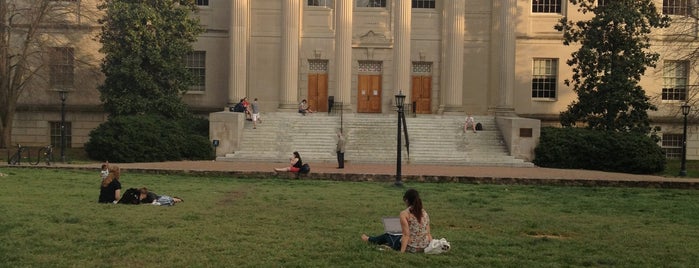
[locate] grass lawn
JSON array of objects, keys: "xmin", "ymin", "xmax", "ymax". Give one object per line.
[{"xmin": 1, "ymin": 167, "xmax": 698, "ymax": 267}]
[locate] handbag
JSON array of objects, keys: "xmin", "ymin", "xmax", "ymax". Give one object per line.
[{"xmin": 424, "ymin": 238, "xmax": 451, "ymax": 254}]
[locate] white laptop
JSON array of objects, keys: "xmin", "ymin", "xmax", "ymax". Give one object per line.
[{"xmin": 382, "ymin": 217, "xmax": 402, "ymax": 235}]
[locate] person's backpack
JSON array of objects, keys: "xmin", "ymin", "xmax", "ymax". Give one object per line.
[
  {"xmin": 299, "ymin": 163, "xmax": 311, "ymax": 174},
  {"xmin": 118, "ymin": 188, "xmax": 141, "ymax": 204},
  {"xmin": 232, "ymin": 102, "xmax": 245, "ymax": 113},
  {"xmin": 475, "ymin": 122, "xmax": 483, "ymax": 131}
]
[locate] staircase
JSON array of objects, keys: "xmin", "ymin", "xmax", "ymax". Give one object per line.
[{"xmin": 217, "ymin": 112, "xmax": 533, "ymax": 167}]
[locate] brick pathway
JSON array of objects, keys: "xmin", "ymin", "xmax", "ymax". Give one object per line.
[{"xmin": 34, "ymin": 160, "xmax": 697, "ymax": 189}]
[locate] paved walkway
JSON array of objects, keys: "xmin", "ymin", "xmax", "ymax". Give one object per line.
[{"xmin": 9, "ymin": 160, "xmax": 694, "ymax": 189}]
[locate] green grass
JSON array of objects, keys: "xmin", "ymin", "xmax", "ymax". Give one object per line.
[
  {"xmin": 1, "ymin": 168, "xmax": 698, "ymax": 267},
  {"xmin": 662, "ymin": 159, "xmax": 699, "ymax": 178}
]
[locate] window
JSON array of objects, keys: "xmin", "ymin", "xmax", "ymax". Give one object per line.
[
  {"xmin": 412, "ymin": 0, "xmax": 435, "ymax": 9},
  {"xmin": 532, "ymin": 0, "xmax": 562, "ymax": 13},
  {"xmin": 308, "ymin": 60, "xmax": 328, "ymax": 73},
  {"xmin": 186, "ymin": 51, "xmax": 206, "ymax": 91},
  {"xmin": 662, "ymin": 60, "xmax": 688, "ymax": 101},
  {"xmin": 663, "ymin": 0, "xmax": 690, "ymax": 15},
  {"xmin": 597, "ymin": 0, "xmax": 609, "ymax": 7},
  {"xmin": 358, "ymin": 61, "xmax": 383, "ymax": 73},
  {"xmin": 412, "ymin": 62, "xmax": 432, "ymax": 74},
  {"xmin": 195, "ymin": 0, "xmax": 209, "ymax": 6},
  {"xmin": 662, "ymin": 133, "xmax": 683, "ymax": 159},
  {"xmin": 532, "ymin": 59, "xmax": 558, "ymax": 99},
  {"xmin": 49, "ymin": 47, "xmax": 74, "ymax": 89},
  {"xmin": 308, "ymin": 0, "xmax": 333, "ymax": 8},
  {"xmin": 357, "ymin": 0, "xmax": 386, "ymax": 8},
  {"xmin": 50, "ymin": 121, "xmax": 72, "ymax": 148}
]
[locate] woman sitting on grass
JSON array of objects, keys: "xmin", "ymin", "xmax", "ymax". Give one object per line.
[
  {"xmin": 98, "ymin": 165, "xmax": 121, "ymax": 204},
  {"xmin": 362, "ymin": 188, "xmax": 432, "ymax": 253}
]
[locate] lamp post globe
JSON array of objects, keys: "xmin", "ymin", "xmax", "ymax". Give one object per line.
[
  {"xmin": 394, "ymin": 91, "xmax": 405, "ymax": 187},
  {"xmin": 680, "ymin": 103, "xmax": 690, "ymax": 177}
]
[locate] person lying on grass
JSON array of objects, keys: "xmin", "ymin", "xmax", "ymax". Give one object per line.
[{"xmin": 138, "ymin": 187, "xmax": 183, "ymax": 206}]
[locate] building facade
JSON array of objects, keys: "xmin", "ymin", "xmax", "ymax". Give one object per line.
[{"xmin": 9, "ymin": 0, "xmax": 697, "ymax": 161}]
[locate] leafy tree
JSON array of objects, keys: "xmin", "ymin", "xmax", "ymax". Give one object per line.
[
  {"xmin": 0, "ymin": 0, "xmax": 95, "ymax": 148},
  {"xmin": 98, "ymin": 0, "xmax": 203, "ymax": 118},
  {"xmin": 554, "ymin": 0, "xmax": 669, "ymax": 134}
]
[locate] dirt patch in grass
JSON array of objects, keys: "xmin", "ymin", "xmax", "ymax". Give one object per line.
[{"xmin": 217, "ymin": 189, "xmax": 248, "ymax": 206}]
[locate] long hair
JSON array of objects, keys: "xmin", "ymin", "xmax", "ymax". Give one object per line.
[
  {"xmin": 101, "ymin": 166, "xmax": 120, "ymax": 188},
  {"xmin": 403, "ymin": 188, "xmax": 424, "ymax": 222},
  {"xmin": 293, "ymin": 151, "xmax": 302, "ymax": 163}
]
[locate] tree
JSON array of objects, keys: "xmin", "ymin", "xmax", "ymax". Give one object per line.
[
  {"xmin": 1, "ymin": 0, "xmax": 99, "ymax": 149},
  {"xmin": 98, "ymin": 0, "xmax": 203, "ymax": 118},
  {"xmin": 554, "ymin": 0, "xmax": 670, "ymax": 134}
]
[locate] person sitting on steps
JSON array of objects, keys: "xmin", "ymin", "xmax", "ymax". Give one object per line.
[{"xmin": 298, "ymin": 99, "xmax": 315, "ymax": 115}]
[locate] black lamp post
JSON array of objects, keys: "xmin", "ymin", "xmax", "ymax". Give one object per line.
[
  {"xmin": 395, "ymin": 91, "xmax": 406, "ymax": 187},
  {"xmin": 59, "ymin": 90, "xmax": 68, "ymax": 163},
  {"xmin": 680, "ymin": 102, "xmax": 691, "ymax": 177}
]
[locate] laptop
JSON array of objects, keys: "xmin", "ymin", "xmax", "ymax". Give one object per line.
[{"xmin": 382, "ymin": 217, "xmax": 402, "ymax": 235}]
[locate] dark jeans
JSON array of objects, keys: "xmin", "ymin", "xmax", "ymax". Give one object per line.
[
  {"xmin": 368, "ymin": 233, "xmax": 402, "ymax": 251},
  {"xmin": 337, "ymin": 151, "xmax": 344, "ymax": 168}
]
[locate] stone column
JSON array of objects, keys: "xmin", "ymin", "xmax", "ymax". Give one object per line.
[
  {"xmin": 335, "ymin": 0, "xmax": 353, "ymax": 108},
  {"xmin": 393, "ymin": 0, "xmax": 411, "ymax": 100},
  {"xmin": 280, "ymin": 0, "xmax": 301, "ymax": 109},
  {"xmin": 496, "ymin": 0, "xmax": 516, "ymax": 115},
  {"xmin": 229, "ymin": 0, "xmax": 249, "ymax": 106},
  {"xmin": 442, "ymin": 0, "xmax": 465, "ymax": 113}
]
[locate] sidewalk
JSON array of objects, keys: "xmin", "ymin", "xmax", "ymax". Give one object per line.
[{"xmin": 29, "ymin": 160, "xmax": 697, "ymax": 189}]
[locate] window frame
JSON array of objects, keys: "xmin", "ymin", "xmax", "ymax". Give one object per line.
[
  {"xmin": 308, "ymin": 0, "xmax": 334, "ymax": 8},
  {"xmin": 663, "ymin": 0, "xmax": 690, "ymax": 16},
  {"xmin": 662, "ymin": 60, "xmax": 689, "ymax": 102},
  {"xmin": 49, "ymin": 47, "xmax": 74, "ymax": 90},
  {"xmin": 412, "ymin": 0, "xmax": 435, "ymax": 9},
  {"xmin": 356, "ymin": 0, "xmax": 387, "ymax": 8},
  {"xmin": 662, "ymin": 133, "xmax": 683, "ymax": 159},
  {"xmin": 50, "ymin": 121, "xmax": 72, "ymax": 148},
  {"xmin": 185, "ymin": 51, "xmax": 206, "ymax": 92},
  {"xmin": 531, "ymin": 58, "xmax": 559, "ymax": 100},
  {"xmin": 532, "ymin": 0, "xmax": 563, "ymax": 14}
]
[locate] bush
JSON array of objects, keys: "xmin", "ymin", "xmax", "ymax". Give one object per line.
[
  {"xmin": 533, "ymin": 127, "xmax": 665, "ymax": 174},
  {"xmin": 85, "ymin": 115, "xmax": 213, "ymax": 162}
]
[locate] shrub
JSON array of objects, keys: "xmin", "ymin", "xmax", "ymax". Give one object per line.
[
  {"xmin": 85, "ymin": 115, "xmax": 213, "ymax": 162},
  {"xmin": 533, "ymin": 127, "xmax": 665, "ymax": 174}
]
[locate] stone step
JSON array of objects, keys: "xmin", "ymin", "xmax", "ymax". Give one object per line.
[{"xmin": 220, "ymin": 113, "xmax": 533, "ymax": 167}]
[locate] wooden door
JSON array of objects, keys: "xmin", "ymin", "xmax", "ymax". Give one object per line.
[
  {"xmin": 411, "ymin": 76, "xmax": 432, "ymax": 114},
  {"xmin": 357, "ymin": 75, "xmax": 382, "ymax": 113},
  {"xmin": 308, "ymin": 73, "xmax": 329, "ymax": 112}
]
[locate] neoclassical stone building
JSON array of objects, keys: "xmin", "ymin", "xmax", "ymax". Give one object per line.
[{"xmin": 9, "ymin": 0, "xmax": 697, "ymax": 161}]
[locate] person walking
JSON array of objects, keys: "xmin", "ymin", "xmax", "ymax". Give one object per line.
[
  {"xmin": 251, "ymin": 98, "xmax": 262, "ymax": 129},
  {"xmin": 336, "ymin": 132, "xmax": 345, "ymax": 169}
]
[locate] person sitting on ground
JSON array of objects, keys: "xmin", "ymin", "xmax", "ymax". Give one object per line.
[
  {"xmin": 464, "ymin": 114, "xmax": 476, "ymax": 133},
  {"xmin": 274, "ymin": 151, "xmax": 303, "ymax": 172},
  {"xmin": 361, "ymin": 188, "xmax": 432, "ymax": 253},
  {"xmin": 98, "ymin": 165, "xmax": 122, "ymax": 204},
  {"xmin": 298, "ymin": 99, "xmax": 315, "ymax": 115},
  {"xmin": 138, "ymin": 187, "xmax": 183, "ymax": 206}
]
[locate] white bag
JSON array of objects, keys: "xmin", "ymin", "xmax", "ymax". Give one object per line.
[{"xmin": 424, "ymin": 238, "xmax": 451, "ymax": 254}]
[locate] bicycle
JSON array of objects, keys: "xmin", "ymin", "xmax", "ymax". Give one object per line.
[
  {"xmin": 8, "ymin": 144, "xmax": 27, "ymax": 165},
  {"xmin": 31, "ymin": 145, "xmax": 53, "ymax": 166}
]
